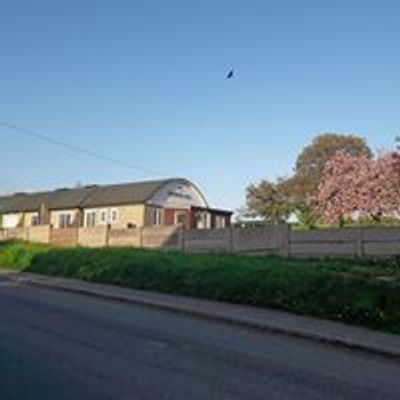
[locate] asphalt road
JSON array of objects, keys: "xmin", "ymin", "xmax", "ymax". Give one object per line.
[{"xmin": 0, "ymin": 278, "xmax": 400, "ymax": 400}]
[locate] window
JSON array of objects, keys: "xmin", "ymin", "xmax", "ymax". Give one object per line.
[
  {"xmin": 85, "ymin": 211, "xmax": 96, "ymax": 227},
  {"xmin": 111, "ymin": 209, "xmax": 119, "ymax": 224},
  {"xmin": 215, "ymin": 215, "xmax": 226, "ymax": 229},
  {"xmin": 31, "ymin": 215, "xmax": 40, "ymax": 226},
  {"xmin": 153, "ymin": 209, "xmax": 162, "ymax": 225},
  {"xmin": 59, "ymin": 213, "xmax": 72, "ymax": 229},
  {"xmin": 174, "ymin": 212, "xmax": 187, "ymax": 226},
  {"xmin": 195, "ymin": 211, "xmax": 209, "ymax": 229},
  {"xmin": 100, "ymin": 210, "xmax": 107, "ymax": 224}
]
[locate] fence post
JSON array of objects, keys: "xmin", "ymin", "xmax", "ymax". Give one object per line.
[
  {"xmin": 356, "ymin": 228, "xmax": 364, "ymax": 258},
  {"xmin": 45, "ymin": 225, "xmax": 51, "ymax": 244},
  {"xmin": 139, "ymin": 226, "xmax": 144, "ymax": 248},
  {"xmin": 49, "ymin": 225, "xmax": 53, "ymax": 245},
  {"xmin": 105, "ymin": 224, "xmax": 111, "ymax": 247},
  {"xmin": 181, "ymin": 226, "xmax": 186, "ymax": 253}
]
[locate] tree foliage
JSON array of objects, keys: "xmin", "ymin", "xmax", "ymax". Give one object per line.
[
  {"xmin": 317, "ymin": 151, "xmax": 400, "ymax": 224},
  {"xmin": 293, "ymin": 133, "xmax": 372, "ymax": 201},
  {"xmin": 244, "ymin": 179, "xmax": 295, "ymax": 224},
  {"xmin": 245, "ymin": 133, "xmax": 372, "ymax": 223}
]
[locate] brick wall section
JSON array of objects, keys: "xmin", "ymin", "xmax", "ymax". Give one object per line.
[
  {"xmin": 164, "ymin": 208, "xmax": 190, "ymax": 227},
  {"xmin": 163, "ymin": 208, "xmax": 176, "ymax": 225}
]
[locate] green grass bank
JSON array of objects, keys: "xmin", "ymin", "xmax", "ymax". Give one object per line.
[{"xmin": 1, "ymin": 240, "xmax": 400, "ymax": 334}]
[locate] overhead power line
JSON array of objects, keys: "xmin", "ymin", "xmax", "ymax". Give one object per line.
[{"xmin": 0, "ymin": 121, "xmax": 167, "ymax": 177}]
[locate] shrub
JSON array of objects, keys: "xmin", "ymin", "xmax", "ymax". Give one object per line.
[{"xmin": 1, "ymin": 241, "xmax": 399, "ymax": 334}]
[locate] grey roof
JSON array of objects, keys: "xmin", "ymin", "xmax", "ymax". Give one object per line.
[
  {"xmin": 1, "ymin": 192, "xmax": 52, "ymax": 213},
  {"xmin": 47, "ymin": 187, "xmax": 94, "ymax": 210},
  {"xmin": 81, "ymin": 179, "xmax": 176, "ymax": 208},
  {"xmin": 0, "ymin": 179, "xmax": 184, "ymax": 213}
]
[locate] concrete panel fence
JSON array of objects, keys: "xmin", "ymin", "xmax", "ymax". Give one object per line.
[
  {"xmin": 2, "ymin": 224, "xmax": 400, "ymax": 258},
  {"xmin": 184, "ymin": 228, "xmax": 232, "ymax": 253},
  {"xmin": 142, "ymin": 226, "xmax": 183, "ymax": 251},
  {"xmin": 26, "ymin": 225, "xmax": 52, "ymax": 244},
  {"xmin": 108, "ymin": 228, "xmax": 142, "ymax": 248},
  {"xmin": 50, "ymin": 227, "xmax": 79, "ymax": 247},
  {"xmin": 1, "ymin": 227, "xmax": 27, "ymax": 241},
  {"xmin": 79, "ymin": 227, "xmax": 109, "ymax": 248},
  {"xmin": 288, "ymin": 227, "xmax": 400, "ymax": 258},
  {"xmin": 232, "ymin": 225, "xmax": 290, "ymax": 256}
]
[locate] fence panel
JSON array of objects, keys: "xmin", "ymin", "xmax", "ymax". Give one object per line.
[
  {"xmin": 51, "ymin": 228, "xmax": 79, "ymax": 247},
  {"xmin": 363, "ymin": 242, "xmax": 400, "ymax": 257},
  {"xmin": 27, "ymin": 225, "xmax": 51, "ymax": 244},
  {"xmin": 3, "ymin": 224, "xmax": 400, "ymax": 258},
  {"xmin": 290, "ymin": 228, "xmax": 358, "ymax": 257},
  {"xmin": 3, "ymin": 228, "xmax": 27, "ymax": 241},
  {"xmin": 109, "ymin": 228, "xmax": 142, "ymax": 247},
  {"xmin": 290, "ymin": 242, "xmax": 355, "ymax": 257},
  {"xmin": 290, "ymin": 228, "xmax": 359, "ymax": 243},
  {"xmin": 362, "ymin": 227, "xmax": 400, "ymax": 242},
  {"xmin": 184, "ymin": 228, "xmax": 231, "ymax": 253},
  {"xmin": 232, "ymin": 225, "xmax": 288, "ymax": 255},
  {"xmin": 289, "ymin": 227, "xmax": 400, "ymax": 258},
  {"xmin": 142, "ymin": 226, "xmax": 183, "ymax": 250},
  {"xmin": 78, "ymin": 227, "xmax": 108, "ymax": 247}
]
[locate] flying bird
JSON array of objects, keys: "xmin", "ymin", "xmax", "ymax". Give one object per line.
[{"xmin": 226, "ymin": 69, "xmax": 234, "ymax": 79}]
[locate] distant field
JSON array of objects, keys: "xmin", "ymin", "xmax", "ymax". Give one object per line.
[{"xmin": 1, "ymin": 240, "xmax": 399, "ymax": 334}]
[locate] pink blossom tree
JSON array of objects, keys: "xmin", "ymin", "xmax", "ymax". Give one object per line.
[{"xmin": 316, "ymin": 151, "xmax": 400, "ymax": 224}]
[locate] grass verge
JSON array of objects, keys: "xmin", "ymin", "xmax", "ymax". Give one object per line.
[{"xmin": 1, "ymin": 240, "xmax": 400, "ymax": 334}]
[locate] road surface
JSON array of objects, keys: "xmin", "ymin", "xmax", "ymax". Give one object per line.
[{"xmin": 0, "ymin": 277, "xmax": 399, "ymax": 400}]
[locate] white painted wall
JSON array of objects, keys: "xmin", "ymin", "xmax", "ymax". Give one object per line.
[
  {"xmin": 3, "ymin": 213, "xmax": 22, "ymax": 228},
  {"xmin": 51, "ymin": 210, "xmax": 76, "ymax": 228},
  {"xmin": 83, "ymin": 207, "xmax": 119, "ymax": 227},
  {"xmin": 147, "ymin": 180, "xmax": 208, "ymax": 209}
]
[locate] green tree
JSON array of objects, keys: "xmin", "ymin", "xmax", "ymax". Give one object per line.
[
  {"xmin": 245, "ymin": 133, "xmax": 372, "ymax": 224},
  {"xmin": 293, "ymin": 133, "xmax": 372, "ymax": 201},
  {"xmin": 244, "ymin": 178, "xmax": 295, "ymax": 224}
]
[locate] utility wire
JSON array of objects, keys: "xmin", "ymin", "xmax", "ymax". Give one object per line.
[{"xmin": 0, "ymin": 121, "xmax": 167, "ymax": 177}]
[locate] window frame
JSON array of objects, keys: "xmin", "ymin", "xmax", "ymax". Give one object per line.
[
  {"xmin": 215, "ymin": 215, "xmax": 226, "ymax": 229},
  {"xmin": 100, "ymin": 209, "xmax": 107, "ymax": 224},
  {"xmin": 153, "ymin": 208, "xmax": 163, "ymax": 226},
  {"xmin": 174, "ymin": 211, "xmax": 187, "ymax": 226},
  {"xmin": 110, "ymin": 208, "xmax": 119, "ymax": 225},
  {"xmin": 85, "ymin": 211, "xmax": 96, "ymax": 228},
  {"xmin": 31, "ymin": 215, "xmax": 40, "ymax": 226},
  {"xmin": 58, "ymin": 213, "xmax": 73, "ymax": 229}
]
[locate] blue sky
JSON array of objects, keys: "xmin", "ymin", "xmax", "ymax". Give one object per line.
[{"xmin": 1, "ymin": 0, "xmax": 399, "ymax": 210}]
